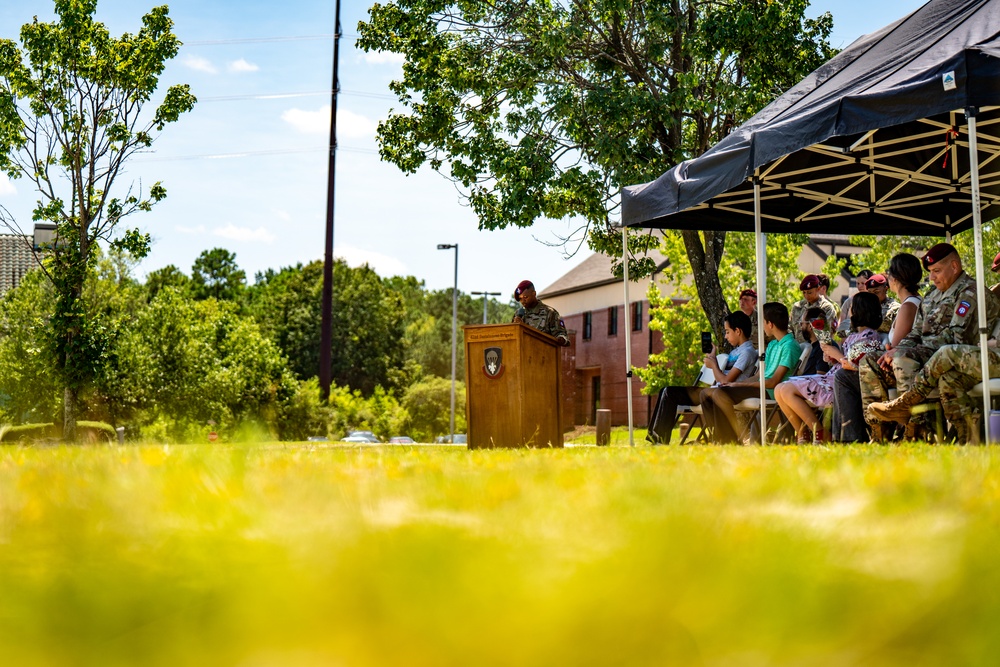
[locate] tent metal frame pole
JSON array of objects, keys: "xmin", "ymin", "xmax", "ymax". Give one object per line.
[
  {"xmin": 967, "ymin": 108, "xmax": 993, "ymax": 444},
  {"xmin": 623, "ymin": 225, "xmax": 635, "ymax": 446},
  {"xmin": 754, "ymin": 177, "xmax": 768, "ymax": 445}
]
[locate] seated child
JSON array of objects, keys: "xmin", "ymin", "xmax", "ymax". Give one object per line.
[
  {"xmin": 775, "ymin": 292, "xmax": 883, "ymax": 444},
  {"xmin": 646, "ymin": 311, "xmax": 756, "ymax": 444},
  {"xmin": 701, "ymin": 303, "xmax": 800, "ymax": 444}
]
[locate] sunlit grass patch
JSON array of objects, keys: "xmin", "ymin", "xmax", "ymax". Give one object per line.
[{"xmin": 1, "ymin": 443, "xmax": 999, "ymax": 666}]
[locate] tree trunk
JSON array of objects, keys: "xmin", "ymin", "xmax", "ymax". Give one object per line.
[
  {"xmin": 681, "ymin": 229, "xmax": 730, "ymax": 347},
  {"xmin": 64, "ymin": 386, "xmax": 77, "ymax": 442}
]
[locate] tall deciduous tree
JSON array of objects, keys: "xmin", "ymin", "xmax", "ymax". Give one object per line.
[
  {"xmin": 357, "ymin": 0, "xmax": 834, "ymax": 342},
  {"xmin": 191, "ymin": 247, "xmax": 246, "ymax": 302},
  {"xmin": 248, "ymin": 259, "xmax": 413, "ymax": 395},
  {"xmin": 0, "ymin": 1, "xmax": 195, "ymax": 440}
]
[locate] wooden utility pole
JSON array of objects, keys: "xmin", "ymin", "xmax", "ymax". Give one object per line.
[{"xmin": 320, "ymin": 0, "xmax": 342, "ymax": 401}]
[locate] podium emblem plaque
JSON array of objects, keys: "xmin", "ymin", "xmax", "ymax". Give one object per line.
[{"xmin": 483, "ymin": 347, "xmax": 504, "ymax": 378}]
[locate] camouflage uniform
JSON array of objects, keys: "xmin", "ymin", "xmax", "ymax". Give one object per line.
[
  {"xmin": 860, "ymin": 271, "xmax": 1000, "ymax": 425},
  {"xmin": 906, "ymin": 344, "xmax": 1000, "ymax": 428},
  {"xmin": 878, "ymin": 297, "xmax": 901, "ymax": 335},
  {"xmin": 517, "ymin": 300, "xmax": 569, "ymax": 342},
  {"xmin": 790, "ymin": 295, "xmax": 839, "ymax": 344}
]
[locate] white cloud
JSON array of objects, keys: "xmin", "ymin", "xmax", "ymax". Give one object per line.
[
  {"xmin": 281, "ymin": 106, "xmax": 377, "ymax": 138},
  {"xmin": 339, "ymin": 109, "xmax": 379, "ymax": 139},
  {"xmin": 176, "ymin": 224, "xmax": 207, "ymax": 235},
  {"xmin": 228, "ymin": 58, "xmax": 259, "ymax": 73},
  {"xmin": 213, "ymin": 223, "xmax": 276, "ymax": 243},
  {"xmin": 0, "ymin": 176, "xmax": 15, "ymax": 197},
  {"xmin": 272, "ymin": 209, "xmax": 292, "ymax": 222},
  {"xmin": 282, "ymin": 106, "xmax": 328, "ymax": 134},
  {"xmin": 338, "ymin": 245, "xmax": 407, "ymax": 277},
  {"xmin": 361, "ymin": 51, "xmax": 405, "ymax": 66},
  {"xmin": 182, "ymin": 55, "xmax": 217, "ymax": 74}
]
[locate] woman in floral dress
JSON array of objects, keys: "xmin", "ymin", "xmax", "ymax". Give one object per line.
[{"xmin": 775, "ymin": 292, "xmax": 883, "ymax": 444}]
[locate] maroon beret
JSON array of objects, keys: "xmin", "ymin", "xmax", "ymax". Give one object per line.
[
  {"xmin": 739, "ymin": 288, "xmax": 757, "ymax": 299},
  {"xmin": 515, "ymin": 280, "xmax": 534, "ymax": 297},
  {"xmin": 992, "ymin": 251, "xmax": 1000, "ymax": 273},
  {"xmin": 865, "ymin": 273, "xmax": 888, "ymax": 289},
  {"xmin": 799, "ymin": 274, "xmax": 820, "ymax": 290},
  {"xmin": 922, "ymin": 243, "xmax": 958, "ymax": 269}
]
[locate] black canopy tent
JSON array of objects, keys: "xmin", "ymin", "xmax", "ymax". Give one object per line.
[{"xmin": 619, "ymin": 0, "xmax": 1000, "ymax": 444}]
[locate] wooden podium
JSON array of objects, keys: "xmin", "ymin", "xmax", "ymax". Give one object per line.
[{"xmin": 463, "ymin": 323, "xmax": 563, "ymax": 449}]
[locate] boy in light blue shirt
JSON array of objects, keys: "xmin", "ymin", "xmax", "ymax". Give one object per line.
[{"xmin": 701, "ymin": 302, "xmax": 800, "ymax": 443}]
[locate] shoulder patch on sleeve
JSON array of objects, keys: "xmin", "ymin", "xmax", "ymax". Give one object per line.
[{"xmin": 956, "ymin": 300, "xmax": 971, "ymax": 317}]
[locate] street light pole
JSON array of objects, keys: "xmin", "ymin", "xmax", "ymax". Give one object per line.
[
  {"xmin": 437, "ymin": 244, "xmax": 458, "ymax": 441},
  {"xmin": 471, "ymin": 291, "xmax": 501, "ymax": 324}
]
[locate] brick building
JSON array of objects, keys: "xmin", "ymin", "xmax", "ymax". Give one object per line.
[{"xmin": 541, "ymin": 250, "xmax": 670, "ymax": 429}]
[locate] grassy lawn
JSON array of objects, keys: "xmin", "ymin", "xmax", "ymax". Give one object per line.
[{"xmin": 2, "ymin": 442, "xmax": 999, "ymax": 666}]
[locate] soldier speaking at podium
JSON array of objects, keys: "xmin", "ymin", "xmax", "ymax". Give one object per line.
[{"xmin": 511, "ymin": 280, "xmax": 570, "ymax": 346}]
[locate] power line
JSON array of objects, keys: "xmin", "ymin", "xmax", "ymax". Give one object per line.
[
  {"xmin": 198, "ymin": 89, "xmax": 395, "ymax": 102},
  {"xmin": 134, "ymin": 145, "xmax": 380, "ymax": 162},
  {"xmin": 185, "ymin": 34, "xmax": 360, "ymax": 46}
]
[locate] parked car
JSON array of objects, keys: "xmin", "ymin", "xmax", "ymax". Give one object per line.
[
  {"xmin": 389, "ymin": 436, "xmax": 415, "ymax": 444},
  {"xmin": 342, "ymin": 435, "xmax": 376, "ymax": 444},
  {"xmin": 435, "ymin": 434, "xmax": 467, "ymax": 444},
  {"xmin": 346, "ymin": 430, "xmax": 381, "ymax": 443}
]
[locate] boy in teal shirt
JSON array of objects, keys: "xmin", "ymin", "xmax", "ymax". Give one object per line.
[{"xmin": 701, "ymin": 302, "xmax": 801, "ymax": 443}]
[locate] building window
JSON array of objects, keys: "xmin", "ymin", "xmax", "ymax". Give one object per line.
[
  {"xmin": 631, "ymin": 301, "xmax": 643, "ymax": 332},
  {"xmin": 608, "ymin": 306, "xmax": 618, "ymax": 336},
  {"xmin": 583, "ymin": 311, "xmax": 592, "ymax": 340}
]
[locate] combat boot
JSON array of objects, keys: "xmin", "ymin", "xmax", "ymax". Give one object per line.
[
  {"xmin": 868, "ymin": 390, "xmax": 925, "ymax": 423},
  {"xmin": 868, "ymin": 422, "xmax": 887, "ymax": 443},
  {"xmin": 903, "ymin": 420, "xmax": 922, "ymax": 441},
  {"xmin": 953, "ymin": 415, "xmax": 981, "ymax": 445}
]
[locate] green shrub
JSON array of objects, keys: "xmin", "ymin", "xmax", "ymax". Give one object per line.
[{"xmin": 275, "ymin": 377, "xmax": 332, "ymax": 441}]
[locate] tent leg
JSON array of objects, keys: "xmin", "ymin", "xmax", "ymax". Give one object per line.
[
  {"xmin": 623, "ymin": 225, "xmax": 635, "ymax": 446},
  {"xmin": 967, "ymin": 108, "xmax": 992, "ymax": 444},
  {"xmin": 754, "ymin": 177, "xmax": 768, "ymax": 445}
]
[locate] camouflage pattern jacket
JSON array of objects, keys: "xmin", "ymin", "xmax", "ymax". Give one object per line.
[
  {"xmin": 897, "ymin": 271, "xmax": 1000, "ymax": 350},
  {"xmin": 517, "ymin": 300, "xmax": 568, "ymax": 342},
  {"xmin": 878, "ymin": 297, "xmax": 901, "ymax": 335}
]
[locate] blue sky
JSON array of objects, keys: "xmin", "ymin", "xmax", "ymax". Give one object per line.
[{"xmin": 0, "ymin": 0, "xmax": 928, "ymax": 295}]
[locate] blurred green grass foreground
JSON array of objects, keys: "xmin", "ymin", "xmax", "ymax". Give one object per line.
[{"xmin": 2, "ymin": 443, "xmax": 1000, "ymax": 666}]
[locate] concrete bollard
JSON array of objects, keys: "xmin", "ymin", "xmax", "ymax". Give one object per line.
[
  {"xmin": 596, "ymin": 409, "xmax": 612, "ymax": 446},
  {"xmin": 115, "ymin": 426, "xmax": 125, "ymax": 445}
]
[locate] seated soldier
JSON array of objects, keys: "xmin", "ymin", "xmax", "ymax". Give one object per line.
[
  {"xmin": 791, "ymin": 275, "xmax": 839, "ymax": 344},
  {"xmin": 862, "ymin": 242, "xmax": 1000, "ymax": 440},
  {"xmin": 868, "ymin": 343, "xmax": 1000, "ymax": 443},
  {"xmin": 817, "ymin": 274, "xmax": 841, "ymax": 323}
]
